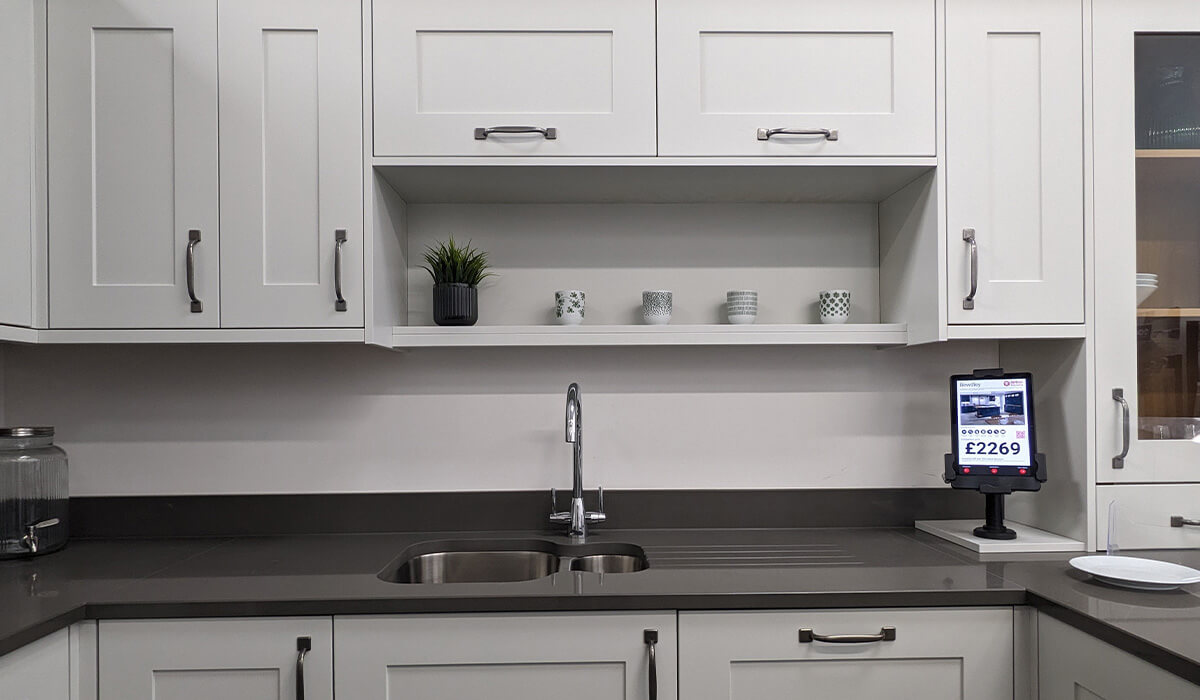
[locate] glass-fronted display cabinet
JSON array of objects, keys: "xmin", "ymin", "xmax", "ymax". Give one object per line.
[{"xmin": 1096, "ymin": 0, "xmax": 1200, "ymax": 483}]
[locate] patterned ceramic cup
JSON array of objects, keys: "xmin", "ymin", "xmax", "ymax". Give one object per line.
[
  {"xmin": 642, "ymin": 290, "xmax": 673, "ymax": 325},
  {"xmin": 818, "ymin": 289, "xmax": 850, "ymax": 324},
  {"xmin": 727, "ymin": 290, "xmax": 758, "ymax": 324},
  {"xmin": 555, "ymin": 290, "xmax": 586, "ymax": 325}
]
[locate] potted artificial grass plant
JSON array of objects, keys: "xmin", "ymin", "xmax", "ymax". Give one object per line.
[{"xmin": 422, "ymin": 238, "xmax": 493, "ymax": 326}]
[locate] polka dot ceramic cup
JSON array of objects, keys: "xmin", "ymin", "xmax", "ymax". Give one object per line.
[
  {"xmin": 818, "ymin": 289, "xmax": 850, "ymax": 324},
  {"xmin": 642, "ymin": 290, "xmax": 673, "ymax": 325}
]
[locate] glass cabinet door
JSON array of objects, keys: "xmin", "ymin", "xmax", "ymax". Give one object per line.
[{"xmin": 1095, "ymin": 0, "xmax": 1200, "ymax": 482}]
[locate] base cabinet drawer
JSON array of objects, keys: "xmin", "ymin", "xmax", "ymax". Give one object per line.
[
  {"xmin": 335, "ymin": 612, "xmax": 676, "ymax": 700},
  {"xmin": 679, "ymin": 608, "xmax": 1013, "ymax": 700},
  {"xmin": 1039, "ymin": 613, "xmax": 1200, "ymax": 699},
  {"xmin": 1098, "ymin": 484, "xmax": 1200, "ymax": 550}
]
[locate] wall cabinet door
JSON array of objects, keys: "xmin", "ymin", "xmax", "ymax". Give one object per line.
[
  {"xmin": 1039, "ymin": 613, "xmax": 1200, "ymax": 699},
  {"xmin": 1094, "ymin": 0, "xmax": 1200, "ymax": 484},
  {"xmin": 945, "ymin": 0, "xmax": 1085, "ymax": 325},
  {"xmin": 48, "ymin": 0, "xmax": 220, "ymax": 328},
  {"xmin": 372, "ymin": 0, "xmax": 656, "ymax": 157},
  {"xmin": 679, "ymin": 608, "xmax": 1013, "ymax": 700},
  {"xmin": 335, "ymin": 612, "xmax": 677, "ymax": 700},
  {"xmin": 97, "ymin": 618, "xmax": 332, "ymax": 700},
  {"xmin": 218, "ymin": 0, "xmax": 363, "ymax": 328},
  {"xmin": 656, "ymin": 0, "xmax": 935, "ymax": 157},
  {"xmin": 0, "ymin": 629, "xmax": 69, "ymax": 700}
]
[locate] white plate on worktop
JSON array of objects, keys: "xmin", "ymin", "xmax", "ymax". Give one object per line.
[{"xmin": 1070, "ymin": 555, "xmax": 1200, "ymax": 591}]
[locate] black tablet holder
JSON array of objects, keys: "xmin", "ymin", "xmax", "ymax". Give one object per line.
[{"xmin": 945, "ymin": 368, "xmax": 1047, "ymax": 540}]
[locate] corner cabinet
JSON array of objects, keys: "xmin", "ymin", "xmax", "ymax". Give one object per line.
[
  {"xmin": 335, "ymin": 612, "xmax": 677, "ymax": 700},
  {"xmin": 0, "ymin": 629, "xmax": 69, "ymax": 700},
  {"xmin": 944, "ymin": 0, "xmax": 1085, "ymax": 325},
  {"xmin": 47, "ymin": 0, "xmax": 362, "ymax": 330},
  {"xmin": 97, "ymin": 618, "xmax": 333, "ymax": 700},
  {"xmin": 1093, "ymin": 0, "xmax": 1200, "ymax": 490},
  {"xmin": 678, "ymin": 608, "xmax": 1013, "ymax": 700}
]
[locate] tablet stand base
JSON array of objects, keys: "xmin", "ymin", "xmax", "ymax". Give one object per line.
[{"xmin": 974, "ymin": 493, "xmax": 1016, "ymax": 540}]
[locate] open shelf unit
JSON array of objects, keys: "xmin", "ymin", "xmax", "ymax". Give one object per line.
[{"xmin": 390, "ymin": 323, "xmax": 908, "ymax": 348}]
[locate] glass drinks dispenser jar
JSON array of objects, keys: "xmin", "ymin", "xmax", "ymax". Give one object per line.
[{"xmin": 0, "ymin": 427, "xmax": 69, "ymax": 558}]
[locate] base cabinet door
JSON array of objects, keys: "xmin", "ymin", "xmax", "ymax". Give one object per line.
[
  {"xmin": 217, "ymin": 0, "xmax": 363, "ymax": 327},
  {"xmin": 1039, "ymin": 613, "xmax": 1200, "ymax": 699},
  {"xmin": 97, "ymin": 618, "xmax": 332, "ymax": 700},
  {"xmin": 678, "ymin": 608, "xmax": 1013, "ymax": 700},
  {"xmin": 48, "ymin": 0, "xmax": 220, "ymax": 329},
  {"xmin": 945, "ymin": 0, "xmax": 1085, "ymax": 325},
  {"xmin": 335, "ymin": 612, "xmax": 677, "ymax": 700},
  {"xmin": 0, "ymin": 629, "xmax": 69, "ymax": 700}
]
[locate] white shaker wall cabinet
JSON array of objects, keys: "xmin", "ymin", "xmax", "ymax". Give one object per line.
[
  {"xmin": 218, "ymin": 0, "xmax": 363, "ymax": 327},
  {"xmin": 335, "ymin": 613, "xmax": 677, "ymax": 700},
  {"xmin": 0, "ymin": 629, "xmax": 70, "ymax": 700},
  {"xmin": 655, "ymin": 0, "xmax": 935, "ymax": 157},
  {"xmin": 97, "ymin": 618, "xmax": 333, "ymax": 700},
  {"xmin": 0, "ymin": 0, "xmax": 44, "ymax": 329},
  {"xmin": 1038, "ymin": 613, "xmax": 1200, "ymax": 699},
  {"xmin": 945, "ymin": 0, "xmax": 1085, "ymax": 325},
  {"xmin": 372, "ymin": 0, "xmax": 656, "ymax": 157},
  {"xmin": 48, "ymin": 0, "xmax": 220, "ymax": 328},
  {"xmin": 678, "ymin": 608, "xmax": 1014, "ymax": 700}
]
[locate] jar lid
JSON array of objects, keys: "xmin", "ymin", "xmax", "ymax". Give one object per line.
[{"xmin": 0, "ymin": 427, "xmax": 54, "ymax": 437}]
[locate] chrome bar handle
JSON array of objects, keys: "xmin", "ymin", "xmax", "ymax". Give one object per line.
[
  {"xmin": 295, "ymin": 637, "xmax": 311, "ymax": 700},
  {"xmin": 1113, "ymin": 388, "xmax": 1130, "ymax": 469},
  {"xmin": 799, "ymin": 626, "xmax": 896, "ymax": 644},
  {"xmin": 21, "ymin": 518, "xmax": 60, "ymax": 554},
  {"xmin": 474, "ymin": 125, "xmax": 557, "ymax": 140},
  {"xmin": 644, "ymin": 629, "xmax": 658, "ymax": 700},
  {"xmin": 1171, "ymin": 516, "xmax": 1200, "ymax": 528},
  {"xmin": 962, "ymin": 227, "xmax": 978, "ymax": 310},
  {"xmin": 756, "ymin": 127, "xmax": 838, "ymax": 141},
  {"xmin": 334, "ymin": 229, "xmax": 347, "ymax": 312},
  {"xmin": 186, "ymin": 229, "xmax": 202, "ymax": 313}
]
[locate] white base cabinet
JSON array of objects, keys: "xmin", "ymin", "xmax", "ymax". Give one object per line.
[
  {"xmin": 97, "ymin": 618, "xmax": 332, "ymax": 700},
  {"xmin": 0, "ymin": 629, "xmax": 69, "ymax": 700},
  {"xmin": 1039, "ymin": 613, "xmax": 1200, "ymax": 699},
  {"xmin": 335, "ymin": 612, "xmax": 676, "ymax": 700},
  {"xmin": 678, "ymin": 608, "xmax": 1014, "ymax": 700}
]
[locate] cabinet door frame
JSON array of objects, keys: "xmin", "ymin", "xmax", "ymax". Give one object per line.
[
  {"xmin": 656, "ymin": 0, "xmax": 936, "ymax": 157},
  {"xmin": 1094, "ymin": 0, "xmax": 1200, "ymax": 483},
  {"xmin": 97, "ymin": 617, "xmax": 333, "ymax": 700},
  {"xmin": 48, "ymin": 0, "xmax": 220, "ymax": 329},
  {"xmin": 945, "ymin": 0, "xmax": 1085, "ymax": 325},
  {"xmin": 217, "ymin": 0, "xmax": 364, "ymax": 328}
]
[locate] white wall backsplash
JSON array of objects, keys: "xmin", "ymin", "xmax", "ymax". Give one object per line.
[{"xmin": 2, "ymin": 342, "xmax": 996, "ymax": 496}]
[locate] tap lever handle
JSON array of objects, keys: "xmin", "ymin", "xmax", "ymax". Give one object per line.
[
  {"xmin": 551, "ymin": 488, "xmax": 559, "ymax": 514},
  {"xmin": 597, "ymin": 485, "xmax": 604, "ymax": 513}
]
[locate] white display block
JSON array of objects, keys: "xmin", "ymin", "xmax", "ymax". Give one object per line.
[{"xmin": 915, "ymin": 519, "xmax": 1086, "ymax": 553}]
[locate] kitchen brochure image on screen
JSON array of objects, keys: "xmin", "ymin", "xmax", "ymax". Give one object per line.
[{"xmin": 956, "ymin": 377, "xmax": 1031, "ymax": 467}]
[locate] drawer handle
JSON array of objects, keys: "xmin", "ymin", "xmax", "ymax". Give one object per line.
[
  {"xmin": 334, "ymin": 229, "xmax": 347, "ymax": 312},
  {"xmin": 756, "ymin": 127, "xmax": 838, "ymax": 141},
  {"xmin": 186, "ymin": 229, "xmax": 202, "ymax": 313},
  {"xmin": 1113, "ymin": 388, "xmax": 1130, "ymax": 469},
  {"xmin": 1171, "ymin": 516, "xmax": 1200, "ymax": 528},
  {"xmin": 799, "ymin": 626, "xmax": 896, "ymax": 644},
  {"xmin": 644, "ymin": 629, "xmax": 658, "ymax": 700},
  {"xmin": 474, "ymin": 125, "xmax": 557, "ymax": 140},
  {"xmin": 962, "ymin": 227, "xmax": 978, "ymax": 310},
  {"xmin": 296, "ymin": 637, "xmax": 311, "ymax": 700}
]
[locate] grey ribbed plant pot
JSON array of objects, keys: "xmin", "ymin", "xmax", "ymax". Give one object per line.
[{"xmin": 432, "ymin": 283, "xmax": 478, "ymax": 326}]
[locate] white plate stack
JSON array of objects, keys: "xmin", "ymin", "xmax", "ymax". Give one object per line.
[{"xmin": 1137, "ymin": 273, "xmax": 1158, "ymax": 305}]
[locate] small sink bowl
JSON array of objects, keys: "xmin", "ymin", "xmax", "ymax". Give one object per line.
[
  {"xmin": 379, "ymin": 539, "xmax": 559, "ymax": 584},
  {"xmin": 569, "ymin": 553, "xmax": 649, "ymax": 574}
]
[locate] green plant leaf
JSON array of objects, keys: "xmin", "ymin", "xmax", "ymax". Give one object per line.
[{"xmin": 421, "ymin": 236, "xmax": 495, "ymax": 286}]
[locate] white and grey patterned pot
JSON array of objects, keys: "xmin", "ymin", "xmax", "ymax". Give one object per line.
[
  {"xmin": 727, "ymin": 290, "xmax": 758, "ymax": 324},
  {"xmin": 554, "ymin": 290, "xmax": 586, "ymax": 325},
  {"xmin": 818, "ymin": 289, "xmax": 850, "ymax": 324},
  {"xmin": 642, "ymin": 290, "xmax": 673, "ymax": 325}
]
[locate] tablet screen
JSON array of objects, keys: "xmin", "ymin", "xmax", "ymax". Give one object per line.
[{"xmin": 954, "ymin": 376, "xmax": 1032, "ymax": 468}]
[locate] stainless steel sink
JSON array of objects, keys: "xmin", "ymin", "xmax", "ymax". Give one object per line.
[{"xmin": 378, "ymin": 539, "xmax": 648, "ymax": 584}]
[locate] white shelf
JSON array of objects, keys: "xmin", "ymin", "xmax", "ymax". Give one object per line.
[
  {"xmin": 0, "ymin": 324, "xmax": 39, "ymax": 344},
  {"xmin": 390, "ymin": 323, "xmax": 908, "ymax": 348},
  {"xmin": 373, "ymin": 157, "xmax": 936, "ymax": 204}
]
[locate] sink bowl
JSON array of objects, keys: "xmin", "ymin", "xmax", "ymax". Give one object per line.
[
  {"xmin": 379, "ymin": 539, "xmax": 560, "ymax": 584},
  {"xmin": 378, "ymin": 538, "xmax": 649, "ymax": 584}
]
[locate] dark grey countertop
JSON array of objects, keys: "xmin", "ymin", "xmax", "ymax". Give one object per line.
[{"xmin": 2, "ymin": 527, "xmax": 1198, "ymax": 684}]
